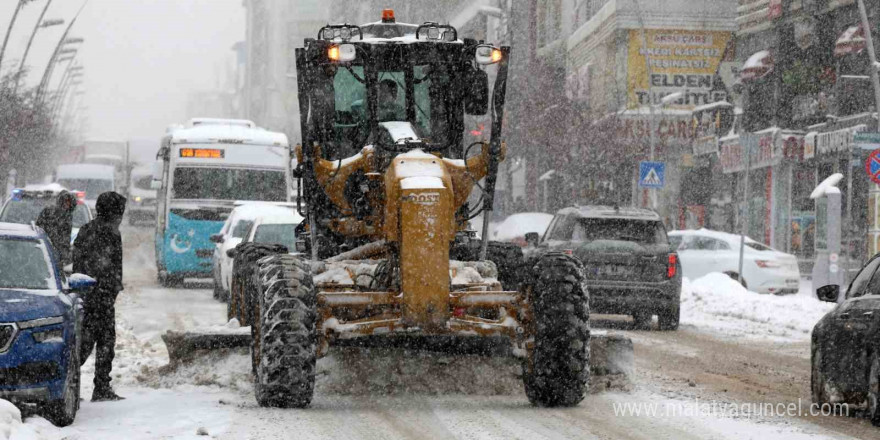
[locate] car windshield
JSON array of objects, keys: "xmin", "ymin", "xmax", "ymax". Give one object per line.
[
  {"xmin": 133, "ymin": 175, "xmax": 153, "ymax": 191},
  {"xmin": 0, "ymin": 199, "xmax": 90, "ymax": 228},
  {"xmin": 232, "ymin": 220, "xmax": 254, "ymax": 238},
  {"xmin": 547, "ymin": 215, "xmax": 667, "ymax": 245},
  {"xmin": 57, "ymin": 179, "xmax": 113, "ymax": 199},
  {"xmin": 253, "ymin": 224, "xmax": 297, "ymax": 251},
  {"xmin": 0, "ymin": 238, "xmax": 53, "ymax": 290},
  {"xmin": 172, "ymin": 167, "xmax": 286, "ymax": 201}
]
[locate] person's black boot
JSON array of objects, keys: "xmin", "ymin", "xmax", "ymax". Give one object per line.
[{"xmin": 92, "ymin": 387, "xmax": 125, "ymax": 402}]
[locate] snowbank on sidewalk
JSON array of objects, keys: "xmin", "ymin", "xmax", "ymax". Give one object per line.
[
  {"xmin": 0, "ymin": 399, "xmax": 48, "ymax": 440},
  {"xmin": 681, "ymin": 273, "xmax": 835, "ymax": 342}
]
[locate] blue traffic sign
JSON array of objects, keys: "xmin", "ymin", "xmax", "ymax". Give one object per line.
[{"xmin": 639, "ymin": 161, "xmax": 665, "ymax": 188}]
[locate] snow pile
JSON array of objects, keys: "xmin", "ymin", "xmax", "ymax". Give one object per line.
[
  {"xmin": 681, "ymin": 273, "xmax": 835, "ymax": 341},
  {"xmin": 316, "ymin": 346, "xmax": 523, "ymax": 396},
  {"xmin": 0, "ymin": 399, "xmax": 47, "ymax": 440}
]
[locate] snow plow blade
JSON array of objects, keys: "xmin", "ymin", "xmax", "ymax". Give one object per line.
[{"xmin": 162, "ymin": 330, "xmax": 251, "ymax": 366}]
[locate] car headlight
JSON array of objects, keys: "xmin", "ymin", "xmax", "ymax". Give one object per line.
[
  {"xmin": 18, "ymin": 317, "xmax": 64, "ymax": 343},
  {"xmin": 32, "ymin": 328, "xmax": 64, "ymax": 343}
]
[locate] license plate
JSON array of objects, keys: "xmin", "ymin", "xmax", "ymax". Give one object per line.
[
  {"xmin": 596, "ymin": 264, "xmax": 633, "ymax": 277},
  {"xmin": 786, "ymin": 279, "xmax": 799, "ymax": 286}
]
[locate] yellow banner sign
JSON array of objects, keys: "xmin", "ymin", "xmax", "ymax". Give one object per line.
[{"xmin": 627, "ymin": 30, "xmax": 732, "ymax": 109}]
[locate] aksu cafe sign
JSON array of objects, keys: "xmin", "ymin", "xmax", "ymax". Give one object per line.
[{"xmin": 627, "ymin": 30, "xmax": 732, "ymax": 109}]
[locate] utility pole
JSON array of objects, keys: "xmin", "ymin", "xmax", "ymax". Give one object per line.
[{"xmin": 738, "ymin": 134, "xmax": 755, "ymax": 283}]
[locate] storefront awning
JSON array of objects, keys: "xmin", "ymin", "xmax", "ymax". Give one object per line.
[
  {"xmin": 834, "ymin": 25, "xmax": 866, "ymax": 57},
  {"xmin": 740, "ymin": 50, "xmax": 773, "ymax": 81}
]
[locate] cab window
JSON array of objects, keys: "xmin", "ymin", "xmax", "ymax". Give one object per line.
[{"xmin": 847, "ymin": 258, "xmax": 880, "ymax": 299}]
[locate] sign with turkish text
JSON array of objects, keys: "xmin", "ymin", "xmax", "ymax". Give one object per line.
[
  {"xmin": 627, "ymin": 30, "xmax": 732, "ymax": 109},
  {"xmin": 816, "ymin": 125, "xmax": 867, "ymax": 155},
  {"xmin": 720, "ymin": 133, "xmax": 776, "ymax": 174},
  {"xmin": 855, "ymin": 132, "xmax": 880, "ymax": 150}
]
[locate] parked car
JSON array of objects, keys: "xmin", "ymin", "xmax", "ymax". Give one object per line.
[
  {"xmin": 812, "ymin": 254, "xmax": 880, "ymax": 425},
  {"xmin": 492, "ymin": 212, "xmax": 554, "ymax": 247},
  {"xmin": 210, "ymin": 204, "xmax": 302, "ymax": 301},
  {"xmin": 127, "ymin": 165, "xmax": 158, "ymax": 225},
  {"xmin": 0, "ymin": 185, "xmax": 92, "ymax": 246},
  {"xmin": 669, "ymin": 229, "xmax": 800, "ymax": 294},
  {"xmin": 0, "ymin": 222, "xmax": 96, "ymax": 426},
  {"xmin": 538, "ymin": 206, "xmax": 681, "ymax": 330}
]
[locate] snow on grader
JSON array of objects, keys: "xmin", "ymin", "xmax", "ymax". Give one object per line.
[{"xmin": 164, "ymin": 10, "xmax": 610, "ymax": 408}]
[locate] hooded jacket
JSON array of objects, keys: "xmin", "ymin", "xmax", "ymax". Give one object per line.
[
  {"xmin": 73, "ymin": 192, "xmax": 127, "ymax": 302},
  {"xmin": 36, "ymin": 191, "xmax": 77, "ymax": 265}
]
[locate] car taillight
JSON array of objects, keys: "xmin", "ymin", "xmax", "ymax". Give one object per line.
[
  {"xmin": 667, "ymin": 253, "xmax": 677, "ymax": 278},
  {"xmin": 755, "ymin": 259, "xmax": 781, "ymax": 269}
]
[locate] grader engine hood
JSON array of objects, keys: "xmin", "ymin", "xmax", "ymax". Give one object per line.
[{"xmin": 384, "ymin": 148, "xmax": 456, "ymax": 329}]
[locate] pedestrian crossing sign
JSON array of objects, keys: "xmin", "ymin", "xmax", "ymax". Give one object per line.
[{"xmin": 639, "ymin": 161, "xmax": 665, "ymax": 188}]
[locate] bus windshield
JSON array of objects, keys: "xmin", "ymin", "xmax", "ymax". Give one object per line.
[{"xmin": 172, "ymin": 167, "xmax": 286, "ymax": 202}]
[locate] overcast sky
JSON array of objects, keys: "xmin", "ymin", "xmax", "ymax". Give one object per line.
[{"xmin": 1, "ymin": 0, "xmax": 244, "ymax": 161}]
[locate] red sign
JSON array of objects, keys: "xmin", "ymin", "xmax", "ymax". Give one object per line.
[
  {"xmin": 768, "ymin": 0, "xmax": 783, "ymax": 19},
  {"xmin": 866, "ymin": 149, "xmax": 880, "ymax": 184}
]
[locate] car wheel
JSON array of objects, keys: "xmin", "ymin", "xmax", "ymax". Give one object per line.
[
  {"xmin": 811, "ymin": 344, "xmax": 828, "ymax": 408},
  {"xmin": 868, "ymin": 352, "xmax": 880, "ymax": 426},
  {"xmin": 724, "ymin": 272, "xmax": 747, "ymax": 289},
  {"xmin": 658, "ymin": 303, "xmax": 680, "ymax": 331},
  {"xmin": 632, "ymin": 311, "xmax": 652, "ymax": 330},
  {"xmin": 44, "ymin": 342, "xmax": 80, "ymax": 427}
]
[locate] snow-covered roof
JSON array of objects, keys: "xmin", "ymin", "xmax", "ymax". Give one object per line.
[
  {"xmin": 691, "ymin": 101, "xmax": 733, "ymax": 114},
  {"xmin": 493, "ymin": 212, "xmax": 554, "ymax": 241},
  {"xmin": 170, "ymin": 124, "xmax": 288, "ymax": 147},
  {"xmin": 669, "ymin": 228, "xmax": 763, "ymax": 246},
  {"xmin": 253, "ymin": 205, "xmax": 304, "ymax": 225},
  {"xmin": 558, "ymin": 205, "xmax": 660, "ymax": 221},
  {"xmin": 0, "ymin": 222, "xmax": 41, "ymax": 238},
  {"xmin": 21, "ymin": 183, "xmax": 68, "ymax": 194},
  {"xmin": 56, "ymin": 163, "xmax": 115, "ymax": 179},
  {"xmin": 188, "ymin": 118, "xmax": 255, "ymax": 128},
  {"xmin": 230, "ymin": 203, "xmax": 297, "ymax": 223}
]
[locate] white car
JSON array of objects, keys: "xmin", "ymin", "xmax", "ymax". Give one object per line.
[
  {"xmin": 127, "ymin": 165, "xmax": 158, "ymax": 225},
  {"xmin": 210, "ymin": 203, "xmax": 302, "ymax": 300},
  {"xmin": 492, "ymin": 212, "xmax": 554, "ymax": 247},
  {"xmin": 669, "ymin": 229, "xmax": 800, "ymax": 294},
  {"xmin": 241, "ymin": 208, "xmax": 305, "ymax": 253}
]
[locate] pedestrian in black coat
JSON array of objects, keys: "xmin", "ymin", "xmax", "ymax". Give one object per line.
[
  {"xmin": 35, "ymin": 191, "xmax": 77, "ymax": 266},
  {"xmin": 73, "ymin": 191, "xmax": 126, "ymax": 402}
]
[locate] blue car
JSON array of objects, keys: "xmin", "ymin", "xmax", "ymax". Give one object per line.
[{"xmin": 0, "ymin": 222, "xmax": 95, "ymax": 426}]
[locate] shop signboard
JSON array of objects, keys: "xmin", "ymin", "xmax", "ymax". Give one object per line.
[
  {"xmin": 720, "ymin": 132, "xmax": 776, "ymax": 173},
  {"xmin": 816, "ymin": 125, "xmax": 867, "ymax": 155},
  {"xmin": 627, "ymin": 30, "xmax": 732, "ymax": 109},
  {"xmin": 855, "ymin": 132, "xmax": 880, "ymax": 150}
]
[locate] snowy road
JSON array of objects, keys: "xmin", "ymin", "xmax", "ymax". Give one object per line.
[{"xmin": 11, "ymin": 225, "xmax": 877, "ymax": 439}]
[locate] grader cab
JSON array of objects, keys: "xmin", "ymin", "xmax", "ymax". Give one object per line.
[{"xmin": 228, "ymin": 10, "xmax": 591, "ymax": 408}]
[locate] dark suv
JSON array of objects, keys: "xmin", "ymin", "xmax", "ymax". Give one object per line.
[{"xmin": 537, "ymin": 206, "xmax": 681, "ymax": 330}]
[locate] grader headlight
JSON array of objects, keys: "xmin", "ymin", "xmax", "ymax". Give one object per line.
[
  {"xmin": 328, "ymin": 44, "xmax": 356, "ymax": 63},
  {"xmin": 475, "ymin": 44, "xmax": 503, "ymax": 65}
]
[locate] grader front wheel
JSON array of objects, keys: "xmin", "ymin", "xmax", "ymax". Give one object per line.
[
  {"xmin": 523, "ymin": 252, "xmax": 591, "ymax": 407},
  {"xmin": 252, "ymin": 254, "xmax": 317, "ymax": 408}
]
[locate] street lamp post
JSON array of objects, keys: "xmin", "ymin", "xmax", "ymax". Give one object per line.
[
  {"xmin": 17, "ymin": 0, "xmax": 59, "ymax": 83},
  {"xmin": 0, "ymin": 0, "xmax": 34, "ymax": 70}
]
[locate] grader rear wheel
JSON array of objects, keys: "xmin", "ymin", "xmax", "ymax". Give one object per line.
[
  {"xmin": 523, "ymin": 252, "xmax": 591, "ymax": 407},
  {"xmin": 252, "ymin": 254, "xmax": 317, "ymax": 408}
]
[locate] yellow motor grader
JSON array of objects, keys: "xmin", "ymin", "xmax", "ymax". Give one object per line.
[{"xmin": 228, "ymin": 10, "xmax": 590, "ymax": 408}]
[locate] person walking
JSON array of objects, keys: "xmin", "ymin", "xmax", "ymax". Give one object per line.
[
  {"xmin": 72, "ymin": 191, "xmax": 127, "ymax": 401},
  {"xmin": 35, "ymin": 190, "xmax": 77, "ymax": 266}
]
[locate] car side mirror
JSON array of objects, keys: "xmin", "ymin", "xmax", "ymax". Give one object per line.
[
  {"xmin": 816, "ymin": 285, "xmax": 840, "ymax": 303},
  {"xmin": 465, "ymin": 68, "xmax": 489, "ymax": 115},
  {"xmin": 68, "ymin": 273, "xmax": 97, "ymax": 292},
  {"xmin": 210, "ymin": 234, "xmax": 225, "ymax": 244},
  {"xmin": 226, "ymin": 248, "xmax": 237, "ymax": 258},
  {"xmin": 525, "ymin": 232, "xmax": 540, "ymax": 247}
]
